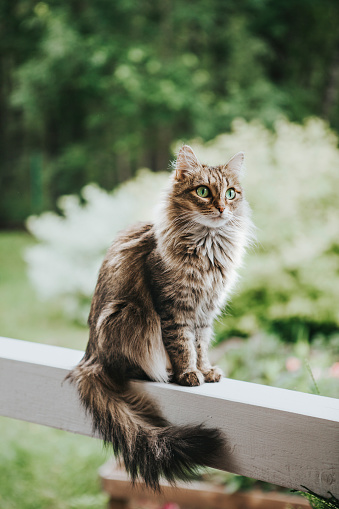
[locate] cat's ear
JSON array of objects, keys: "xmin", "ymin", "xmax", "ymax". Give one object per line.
[
  {"xmin": 226, "ymin": 151, "xmax": 245, "ymax": 174},
  {"xmin": 175, "ymin": 145, "xmax": 201, "ymax": 180}
]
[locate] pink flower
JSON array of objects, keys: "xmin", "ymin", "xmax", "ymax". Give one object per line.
[
  {"xmin": 329, "ymin": 362, "xmax": 339, "ymax": 378},
  {"xmin": 286, "ymin": 357, "xmax": 301, "ymax": 372},
  {"xmin": 162, "ymin": 504, "xmax": 180, "ymax": 509}
]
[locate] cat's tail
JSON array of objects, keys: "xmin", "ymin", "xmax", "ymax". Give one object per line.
[{"xmin": 66, "ymin": 357, "xmax": 224, "ymax": 491}]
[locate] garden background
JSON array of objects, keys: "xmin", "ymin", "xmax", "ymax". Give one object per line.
[{"xmin": 0, "ymin": 1, "xmax": 339, "ymax": 507}]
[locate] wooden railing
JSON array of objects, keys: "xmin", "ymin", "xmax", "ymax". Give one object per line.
[{"xmin": 0, "ymin": 336, "xmax": 338, "ymax": 497}]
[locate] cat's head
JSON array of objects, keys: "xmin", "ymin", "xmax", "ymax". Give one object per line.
[{"xmin": 170, "ymin": 145, "xmax": 246, "ymax": 228}]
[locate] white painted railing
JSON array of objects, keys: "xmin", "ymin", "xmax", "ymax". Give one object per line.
[{"xmin": 0, "ymin": 336, "xmax": 338, "ymax": 497}]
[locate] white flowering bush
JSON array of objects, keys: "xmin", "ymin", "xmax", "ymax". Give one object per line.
[
  {"xmin": 187, "ymin": 117, "xmax": 339, "ymax": 340},
  {"xmin": 26, "ymin": 118, "xmax": 339, "ymax": 340},
  {"xmin": 26, "ymin": 170, "xmax": 169, "ymax": 322}
]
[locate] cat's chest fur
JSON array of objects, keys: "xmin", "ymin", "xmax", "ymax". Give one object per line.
[{"xmin": 150, "ymin": 227, "xmax": 240, "ymax": 322}]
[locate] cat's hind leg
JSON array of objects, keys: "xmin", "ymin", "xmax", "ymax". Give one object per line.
[{"xmin": 95, "ymin": 299, "xmax": 169, "ymax": 384}]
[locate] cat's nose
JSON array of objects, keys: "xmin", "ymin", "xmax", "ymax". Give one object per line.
[{"xmin": 217, "ymin": 205, "xmax": 225, "ymax": 214}]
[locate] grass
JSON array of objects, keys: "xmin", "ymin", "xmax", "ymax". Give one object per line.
[
  {"xmin": 0, "ymin": 231, "xmax": 109, "ymax": 508},
  {"xmin": 0, "ymin": 420, "xmax": 109, "ymax": 509},
  {"xmin": 0, "ymin": 231, "xmax": 87, "ymax": 349}
]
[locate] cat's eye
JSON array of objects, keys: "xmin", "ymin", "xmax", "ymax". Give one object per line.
[
  {"xmin": 196, "ymin": 186, "xmax": 210, "ymax": 198},
  {"xmin": 226, "ymin": 188, "xmax": 236, "ymax": 200}
]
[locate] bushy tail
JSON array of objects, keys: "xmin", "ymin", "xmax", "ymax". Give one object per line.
[{"xmin": 66, "ymin": 357, "xmax": 224, "ymax": 490}]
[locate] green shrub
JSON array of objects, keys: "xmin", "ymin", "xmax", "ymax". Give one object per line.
[
  {"xmin": 214, "ymin": 333, "xmax": 339, "ymax": 398},
  {"xmin": 26, "ymin": 118, "xmax": 339, "ymax": 339},
  {"xmin": 26, "ymin": 170, "xmax": 168, "ymax": 322}
]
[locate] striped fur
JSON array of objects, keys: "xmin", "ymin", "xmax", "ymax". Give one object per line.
[{"xmin": 67, "ymin": 146, "xmax": 254, "ymax": 489}]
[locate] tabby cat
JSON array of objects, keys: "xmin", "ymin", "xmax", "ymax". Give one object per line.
[{"xmin": 67, "ymin": 145, "xmax": 253, "ymax": 489}]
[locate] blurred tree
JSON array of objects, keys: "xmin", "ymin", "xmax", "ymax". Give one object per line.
[
  {"xmin": 1, "ymin": 0, "xmax": 339, "ymax": 226},
  {"xmin": 251, "ymin": 0, "xmax": 339, "ymax": 124},
  {"xmin": 0, "ymin": 0, "xmax": 43, "ymax": 225}
]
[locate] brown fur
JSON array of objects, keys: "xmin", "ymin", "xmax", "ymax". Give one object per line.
[{"xmin": 67, "ymin": 146, "xmax": 254, "ymax": 489}]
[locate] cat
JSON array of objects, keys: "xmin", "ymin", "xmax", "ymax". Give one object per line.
[{"xmin": 67, "ymin": 145, "xmax": 254, "ymax": 490}]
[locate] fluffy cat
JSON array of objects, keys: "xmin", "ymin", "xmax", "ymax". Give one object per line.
[{"xmin": 67, "ymin": 145, "xmax": 253, "ymax": 490}]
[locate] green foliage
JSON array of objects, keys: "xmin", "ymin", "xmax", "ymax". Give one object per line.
[
  {"xmin": 25, "ymin": 119, "xmax": 339, "ymax": 341},
  {"xmin": 215, "ymin": 333, "xmax": 339, "ymax": 398},
  {"xmin": 2, "ymin": 0, "xmax": 339, "ymax": 225},
  {"xmin": 3, "ymin": 0, "xmax": 282, "ymax": 224},
  {"xmin": 294, "ymin": 489, "xmax": 339, "ymax": 509}
]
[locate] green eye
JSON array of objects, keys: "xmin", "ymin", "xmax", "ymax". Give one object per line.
[
  {"xmin": 226, "ymin": 188, "xmax": 236, "ymax": 200},
  {"xmin": 196, "ymin": 186, "xmax": 210, "ymax": 198}
]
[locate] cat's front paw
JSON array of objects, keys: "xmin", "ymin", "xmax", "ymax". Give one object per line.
[
  {"xmin": 176, "ymin": 370, "xmax": 204, "ymax": 387},
  {"xmin": 203, "ymin": 366, "xmax": 223, "ymax": 383}
]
